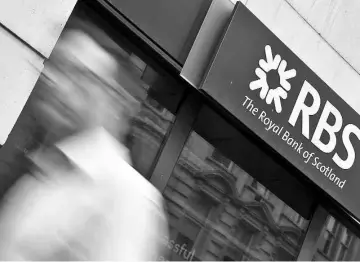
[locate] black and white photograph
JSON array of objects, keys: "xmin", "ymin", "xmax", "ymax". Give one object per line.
[{"xmin": 0, "ymin": 0, "xmax": 358, "ymax": 261}]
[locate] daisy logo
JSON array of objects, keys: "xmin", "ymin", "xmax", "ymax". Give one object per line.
[{"xmin": 249, "ymin": 45, "xmax": 297, "ymax": 113}]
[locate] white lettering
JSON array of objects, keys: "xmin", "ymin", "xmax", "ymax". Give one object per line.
[
  {"xmin": 312, "ymin": 156, "xmax": 320, "ymax": 167},
  {"xmin": 252, "ymin": 107, "xmax": 258, "ymax": 116},
  {"xmin": 259, "ymin": 111, "xmax": 266, "ymax": 121},
  {"xmin": 264, "ymin": 117, "xmax": 270, "ymax": 126},
  {"xmin": 243, "ymin": 96, "xmax": 252, "ymax": 107},
  {"xmin": 265, "ymin": 121, "xmax": 275, "ymax": 131},
  {"xmin": 311, "ymin": 101, "xmax": 343, "ymax": 153},
  {"xmin": 282, "ymin": 131, "xmax": 290, "ymax": 141},
  {"xmin": 289, "ymin": 81, "xmax": 321, "ymax": 139},
  {"xmin": 333, "ymin": 124, "xmax": 360, "ymax": 169}
]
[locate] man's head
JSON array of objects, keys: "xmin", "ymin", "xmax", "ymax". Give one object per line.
[{"xmin": 31, "ymin": 28, "xmax": 138, "ymax": 144}]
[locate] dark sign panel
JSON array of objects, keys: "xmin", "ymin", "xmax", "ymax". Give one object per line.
[
  {"xmin": 201, "ymin": 2, "xmax": 360, "ymax": 219},
  {"xmin": 108, "ymin": 0, "xmax": 212, "ymax": 64}
]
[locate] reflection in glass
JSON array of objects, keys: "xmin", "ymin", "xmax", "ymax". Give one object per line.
[
  {"xmin": 313, "ymin": 215, "xmax": 360, "ymax": 261},
  {"xmin": 161, "ymin": 132, "xmax": 309, "ymax": 261}
]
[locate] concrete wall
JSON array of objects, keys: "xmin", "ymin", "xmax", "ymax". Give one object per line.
[
  {"xmin": 286, "ymin": 0, "xmax": 360, "ymax": 74},
  {"xmin": 0, "ymin": 0, "xmax": 77, "ymax": 145}
]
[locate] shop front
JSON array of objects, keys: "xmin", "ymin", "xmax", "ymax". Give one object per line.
[{"xmin": 1, "ymin": 0, "xmax": 360, "ymax": 261}]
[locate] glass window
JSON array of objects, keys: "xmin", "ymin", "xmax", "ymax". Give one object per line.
[
  {"xmin": 211, "ymin": 149, "xmax": 233, "ymax": 170},
  {"xmin": 282, "ymin": 206, "xmax": 305, "ymax": 228},
  {"xmin": 160, "ymin": 131, "xmax": 309, "ymax": 261},
  {"xmin": 0, "ymin": 5, "xmax": 177, "ymax": 195},
  {"xmin": 313, "ymin": 215, "xmax": 360, "ymax": 261},
  {"xmin": 252, "ymin": 181, "xmax": 271, "ymax": 200},
  {"xmin": 326, "ymin": 217, "xmax": 338, "ymax": 233}
]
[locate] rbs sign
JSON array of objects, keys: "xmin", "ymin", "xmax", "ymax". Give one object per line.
[
  {"xmin": 201, "ymin": 2, "xmax": 360, "ymax": 219},
  {"xmin": 289, "ymin": 81, "xmax": 360, "ymax": 170}
]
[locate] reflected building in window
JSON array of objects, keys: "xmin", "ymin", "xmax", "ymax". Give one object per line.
[
  {"xmin": 313, "ymin": 216, "xmax": 360, "ymax": 261},
  {"xmin": 161, "ymin": 132, "xmax": 309, "ymax": 261}
]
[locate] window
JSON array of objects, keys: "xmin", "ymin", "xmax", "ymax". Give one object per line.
[
  {"xmin": 211, "ymin": 149, "xmax": 233, "ymax": 170},
  {"xmin": 251, "ymin": 180, "xmax": 271, "ymax": 200},
  {"xmin": 341, "ymin": 228, "xmax": 353, "ymax": 246},
  {"xmin": 322, "ymin": 216, "xmax": 339, "ymax": 256},
  {"xmin": 323, "ymin": 231, "xmax": 333, "ymax": 256},
  {"xmin": 327, "ymin": 217, "xmax": 338, "ymax": 233},
  {"xmin": 335, "ymin": 228, "xmax": 353, "ymax": 261},
  {"xmin": 162, "ymin": 131, "xmax": 309, "ymax": 261},
  {"xmin": 337, "ymin": 245, "xmax": 347, "ymax": 261},
  {"xmin": 189, "ymin": 191, "xmax": 217, "ymax": 221},
  {"xmin": 237, "ymin": 224, "xmax": 254, "ymax": 247},
  {"xmin": 283, "ymin": 206, "xmax": 304, "ymax": 228},
  {"xmin": 256, "ymin": 183, "xmax": 270, "ymax": 199},
  {"xmin": 313, "ymin": 215, "xmax": 360, "ymax": 261}
]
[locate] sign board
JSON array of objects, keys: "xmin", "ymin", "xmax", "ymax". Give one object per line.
[{"xmin": 201, "ymin": 2, "xmax": 360, "ymax": 219}]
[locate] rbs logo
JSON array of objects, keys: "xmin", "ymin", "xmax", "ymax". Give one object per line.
[
  {"xmin": 251, "ymin": 45, "xmax": 360, "ymax": 170},
  {"xmin": 250, "ymin": 45, "xmax": 296, "ymax": 113},
  {"xmin": 289, "ymin": 81, "xmax": 360, "ymax": 170}
]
